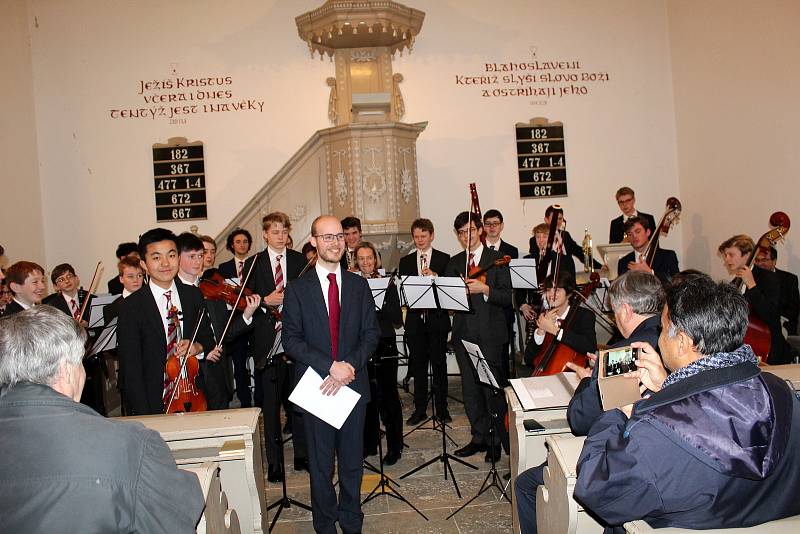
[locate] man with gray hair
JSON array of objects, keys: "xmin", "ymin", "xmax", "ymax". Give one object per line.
[{"xmin": 0, "ymin": 306, "xmax": 204, "ymax": 533}]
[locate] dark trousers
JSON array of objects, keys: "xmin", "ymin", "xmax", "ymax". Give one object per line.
[
  {"xmin": 515, "ymin": 463, "xmax": 546, "ymax": 534},
  {"xmin": 304, "ymin": 401, "xmax": 367, "ymax": 534},
  {"xmin": 407, "ymin": 328, "xmax": 449, "ymax": 416},
  {"xmin": 261, "ymin": 357, "xmax": 307, "ymax": 467},
  {"xmin": 453, "ymin": 339, "xmax": 509, "ymax": 448},
  {"xmin": 200, "ymin": 358, "xmax": 229, "ymax": 410},
  {"xmin": 230, "ymin": 336, "xmax": 252, "ymax": 407},
  {"xmin": 364, "ymin": 339, "xmax": 404, "ymax": 455}
]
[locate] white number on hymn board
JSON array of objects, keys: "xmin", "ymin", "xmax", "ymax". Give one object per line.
[
  {"xmin": 521, "ymin": 156, "xmax": 564, "ymax": 168},
  {"xmin": 170, "ymin": 163, "xmax": 190, "ymax": 175},
  {"xmin": 531, "ymin": 185, "xmax": 552, "ymax": 196},
  {"xmin": 170, "ymin": 148, "xmax": 188, "ymax": 160},
  {"xmin": 156, "ymin": 177, "xmax": 202, "ymax": 190},
  {"xmin": 172, "ymin": 208, "xmax": 192, "ymax": 219},
  {"xmin": 530, "ymin": 128, "xmax": 548, "ymax": 139}
]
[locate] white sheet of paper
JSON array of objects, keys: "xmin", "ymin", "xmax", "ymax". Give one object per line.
[
  {"xmin": 433, "ymin": 276, "xmax": 470, "ymax": 311},
  {"xmin": 509, "ymin": 373, "xmax": 579, "ymax": 410},
  {"xmin": 367, "ymin": 277, "xmax": 391, "ymax": 310},
  {"xmin": 509, "ymin": 258, "xmax": 537, "ymax": 289},
  {"xmin": 288, "ymin": 367, "xmax": 361, "ymax": 430},
  {"xmin": 461, "ymin": 340, "xmax": 500, "ymax": 389},
  {"xmin": 399, "ymin": 276, "xmax": 437, "ymax": 309}
]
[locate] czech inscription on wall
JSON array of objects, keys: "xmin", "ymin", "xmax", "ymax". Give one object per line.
[
  {"xmin": 515, "ymin": 119, "xmax": 567, "ymax": 199},
  {"xmin": 111, "ymin": 74, "xmax": 265, "ymax": 123},
  {"xmin": 153, "ymin": 138, "xmax": 207, "ymax": 222}
]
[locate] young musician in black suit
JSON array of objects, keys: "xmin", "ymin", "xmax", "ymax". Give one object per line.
[
  {"xmin": 398, "ymin": 218, "xmax": 452, "ymax": 424},
  {"xmin": 4, "ymin": 261, "xmax": 47, "ymax": 316},
  {"xmin": 355, "ymin": 242, "xmax": 405, "ymax": 465},
  {"xmin": 103, "ymin": 256, "xmax": 145, "ymax": 325},
  {"xmin": 522, "ymin": 271, "xmax": 597, "ymax": 370},
  {"xmin": 617, "ymin": 216, "xmax": 679, "ymax": 285},
  {"xmin": 719, "ymin": 235, "xmax": 798, "ymax": 364},
  {"xmin": 545, "ymin": 205, "xmax": 602, "ymax": 270},
  {"xmin": 340, "ymin": 216, "xmax": 362, "ymax": 272},
  {"xmin": 116, "ymin": 228, "xmax": 216, "ymax": 416},
  {"xmin": 244, "ymin": 212, "xmax": 311, "ymax": 481},
  {"xmin": 755, "ymin": 246, "xmax": 800, "ymax": 336},
  {"xmin": 43, "ymin": 263, "xmax": 94, "ymax": 327},
  {"xmin": 282, "ymin": 215, "xmax": 380, "ymax": 534},
  {"xmin": 608, "ymin": 187, "xmax": 657, "ymax": 244},
  {"xmin": 199, "ymin": 234, "xmax": 218, "ymax": 277},
  {"xmin": 217, "ymin": 228, "xmax": 254, "ymax": 408},
  {"xmin": 106, "ymin": 242, "xmax": 138, "ymax": 295},
  {"xmin": 445, "ymin": 212, "xmax": 512, "ymax": 462},
  {"xmin": 176, "ymin": 232, "xmax": 260, "ymax": 412}
]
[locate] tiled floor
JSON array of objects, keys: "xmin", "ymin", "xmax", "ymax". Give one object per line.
[{"xmin": 265, "ymin": 378, "xmax": 514, "ymax": 533}]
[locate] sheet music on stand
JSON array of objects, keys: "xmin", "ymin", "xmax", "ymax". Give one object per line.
[
  {"xmin": 88, "ymin": 317, "xmax": 117, "ymax": 356},
  {"xmin": 88, "ymin": 293, "xmax": 120, "ymax": 329},
  {"xmin": 461, "ymin": 340, "xmax": 500, "ymax": 390},
  {"xmin": 399, "ymin": 275, "xmax": 438, "ymax": 309},
  {"xmin": 432, "ymin": 276, "xmax": 470, "ymax": 312},
  {"xmin": 367, "ymin": 276, "xmax": 393, "ymax": 311},
  {"xmin": 508, "ymin": 258, "xmax": 537, "ymax": 290}
]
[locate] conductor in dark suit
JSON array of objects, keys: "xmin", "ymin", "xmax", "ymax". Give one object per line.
[
  {"xmin": 282, "ymin": 215, "xmax": 380, "ymax": 534},
  {"xmin": 617, "ymin": 216, "xmax": 679, "ymax": 285},
  {"xmin": 445, "ymin": 212, "xmax": 512, "ymax": 461},
  {"xmin": 117, "ymin": 228, "xmax": 215, "ymax": 416},
  {"xmin": 608, "ymin": 186, "xmax": 657, "ymax": 244},
  {"xmin": 398, "ymin": 218, "xmax": 452, "ymax": 424}
]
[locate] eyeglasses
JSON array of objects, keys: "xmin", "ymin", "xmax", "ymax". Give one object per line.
[
  {"xmin": 483, "ymin": 221, "xmax": 501, "ymax": 228},
  {"xmin": 313, "ymin": 233, "xmax": 345, "ymax": 243},
  {"xmin": 55, "ymin": 273, "xmax": 75, "ymax": 284},
  {"xmin": 456, "ymin": 227, "xmax": 479, "ymax": 237}
]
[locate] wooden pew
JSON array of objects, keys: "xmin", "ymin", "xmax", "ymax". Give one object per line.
[
  {"xmin": 121, "ymin": 408, "xmax": 267, "ymax": 534},
  {"xmin": 182, "ymin": 462, "xmax": 241, "ymax": 534},
  {"xmin": 625, "ymin": 516, "xmax": 800, "ymax": 533}
]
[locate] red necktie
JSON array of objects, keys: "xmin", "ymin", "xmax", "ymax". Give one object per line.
[
  {"xmin": 274, "ymin": 255, "xmax": 283, "ymax": 290},
  {"xmin": 468, "ymin": 252, "xmax": 476, "ymax": 273},
  {"xmin": 327, "ymin": 273, "xmax": 340, "ymax": 361},
  {"xmin": 70, "ymin": 298, "xmax": 81, "ymax": 320}
]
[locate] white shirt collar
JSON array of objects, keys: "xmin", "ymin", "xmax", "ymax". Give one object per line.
[
  {"xmin": 623, "ymin": 210, "xmax": 639, "ymax": 222},
  {"xmin": 122, "ymin": 288, "xmax": 133, "ymax": 298},
  {"xmin": 268, "ymin": 246, "xmax": 286, "ymax": 263},
  {"xmin": 13, "ymin": 298, "xmax": 33, "ymax": 310},
  {"xmin": 149, "ymin": 279, "xmax": 178, "ymax": 302},
  {"xmin": 467, "ymin": 244, "xmax": 485, "ymax": 265},
  {"xmin": 485, "ymin": 238, "xmax": 502, "ymax": 249},
  {"xmin": 178, "ymin": 274, "xmax": 198, "ymax": 287}
]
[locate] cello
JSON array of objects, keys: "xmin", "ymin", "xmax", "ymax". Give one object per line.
[
  {"xmin": 532, "ymin": 271, "xmax": 601, "ymax": 376},
  {"xmin": 735, "ymin": 212, "xmax": 791, "ymax": 360}
]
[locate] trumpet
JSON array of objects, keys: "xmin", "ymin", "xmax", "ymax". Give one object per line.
[{"xmin": 582, "ymin": 228, "xmax": 594, "ymax": 274}]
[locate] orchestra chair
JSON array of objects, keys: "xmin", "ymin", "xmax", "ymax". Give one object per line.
[
  {"xmin": 182, "ymin": 462, "xmax": 241, "ymax": 534},
  {"xmin": 121, "ymin": 408, "xmax": 267, "ymax": 534},
  {"xmin": 536, "ymin": 434, "xmax": 602, "ymax": 534}
]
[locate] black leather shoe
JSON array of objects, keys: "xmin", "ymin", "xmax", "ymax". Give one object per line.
[
  {"xmin": 267, "ymin": 464, "xmax": 283, "ymax": 483},
  {"xmin": 363, "ymin": 447, "xmax": 378, "ymax": 457},
  {"xmin": 454, "ymin": 442, "xmax": 488, "ymax": 457},
  {"xmin": 282, "ymin": 421, "xmax": 292, "ymax": 435},
  {"xmin": 434, "ymin": 411, "xmax": 452, "ymax": 424},
  {"xmin": 503, "ymin": 472, "xmax": 511, "ymax": 481},
  {"xmin": 485, "ymin": 445, "xmax": 502, "ymax": 463},
  {"xmin": 406, "ymin": 411, "xmax": 427, "ymax": 426},
  {"xmin": 293, "ymin": 458, "xmax": 309, "ymax": 472},
  {"xmin": 383, "ymin": 450, "xmax": 402, "ymax": 466}
]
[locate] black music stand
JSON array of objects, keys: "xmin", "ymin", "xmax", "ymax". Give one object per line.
[
  {"xmin": 446, "ymin": 340, "xmax": 510, "ymax": 519},
  {"xmin": 264, "ymin": 333, "xmax": 311, "ymax": 531},
  {"xmin": 399, "ymin": 276, "xmax": 477, "ymax": 498}
]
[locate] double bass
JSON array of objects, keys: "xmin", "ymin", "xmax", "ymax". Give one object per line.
[
  {"xmin": 736, "ymin": 212, "xmax": 791, "ymax": 360},
  {"xmin": 641, "ymin": 197, "xmax": 681, "ymax": 268}
]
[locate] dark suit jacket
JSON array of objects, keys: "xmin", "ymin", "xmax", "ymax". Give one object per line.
[
  {"xmin": 117, "ymin": 281, "xmax": 216, "ymax": 415},
  {"xmin": 488, "ymin": 240, "xmax": 519, "ymax": 260},
  {"xmin": 618, "ymin": 248, "xmax": 679, "ymax": 285},
  {"xmin": 102, "ymin": 295, "xmax": 124, "ymax": 325},
  {"xmin": 282, "ymin": 268, "xmax": 381, "ymax": 403},
  {"xmin": 243, "ymin": 249, "xmax": 306, "ymax": 369},
  {"xmin": 445, "ymin": 247, "xmax": 512, "ymax": 345},
  {"xmin": 398, "ymin": 249, "xmax": 452, "ymax": 333},
  {"xmin": 107, "ymin": 277, "xmax": 123, "ymax": 295},
  {"xmin": 43, "ymin": 289, "xmax": 95, "ymax": 324},
  {"xmin": 218, "ymin": 257, "xmax": 248, "ymax": 282},
  {"xmin": 2, "ymin": 300, "xmax": 25, "ymax": 316},
  {"xmin": 567, "ymin": 314, "xmax": 661, "ymax": 436},
  {"xmin": 609, "ymin": 212, "xmax": 657, "ymax": 244},
  {"xmin": 747, "ymin": 267, "xmax": 797, "ymax": 364},
  {"xmin": 376, "ymin": 280, "xmax": 403, "ymax": 338},
  {"xmin": 776, "ymin": 268, "xmax": 800, "ymax": 335},
  {"xmin": 523, "ymin": 306, "xmax": 597, "ymax": 367}
]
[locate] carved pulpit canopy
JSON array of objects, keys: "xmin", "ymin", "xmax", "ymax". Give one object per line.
[{"xmin": 295, "ymin": 0, "xmax": 425, "ymax": 58}]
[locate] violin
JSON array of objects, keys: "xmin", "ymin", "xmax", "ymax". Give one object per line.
[
  {"xmin": 164, "ymin": 308, "xmax": 207, "ymax": 413},
  {"xmin": 737, "ymin": 211, "xmax": 791, "ymax": 360},
  {"xmin": 199, "ymin": 271, "xmax": 258, "ymax": 313},
  {"xmin": 532, "ymin": 272, "xmax": 601, "ymax": 376},
  {"xmin": 468, "ymin": 255, "xmax": 512, "ymax": 283}
]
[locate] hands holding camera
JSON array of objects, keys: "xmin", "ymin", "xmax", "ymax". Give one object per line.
[{"xmin": 619, "ymin": 341, "xmax": 669, "ymax": 417}]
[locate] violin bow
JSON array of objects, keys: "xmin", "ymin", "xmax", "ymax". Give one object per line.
[{"xmin": 77, "ymin": 261, "xmax": 102, "ymax": 323}]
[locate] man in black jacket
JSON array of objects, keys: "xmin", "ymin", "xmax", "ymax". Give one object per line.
[
  {"xmin": 545, "ymin": 205, "xmax": 602, "ymax": 270},
  {"xmin": 445, "ymin": 212, "xmax": 512, "ymax": 462},
  {"xmin": 399, "ymin": 218, "xmax": 452, "ymax": 424},
  {"xmin": 617, "ymin": 216, "xmax": 679, "ymax": 285},
  {"xmin": 515, "ymin": 270, "xmax": 663, "ymax": 534},
  {"xmin": 0, "ymin": 306, "xmax": 204, "ymax": 533},
  {"xmin": 117, "ymin": 228, "xmax": 215, "ymax": 415},
  {"xmin": 575, "ymin": 276, "xmax": 800, "ymax": 531},
  {"xmin": 755, "ymin": 245, "xmax": 799, "ymax": 336},
  {"xmin": 608, "ymin": 187, "xmax": 656, "ymax": 244}
]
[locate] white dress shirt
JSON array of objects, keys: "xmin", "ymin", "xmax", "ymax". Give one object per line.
[{"xmin": 316, "ymin": 263, "xmax": 342, "ymax": 313}]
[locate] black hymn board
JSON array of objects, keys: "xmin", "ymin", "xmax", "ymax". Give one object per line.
[
  {"xmin": 152, "ymin": 138, "xmax": 208, "ymax": 222},
  {"xmin": 515, "ymin": 119, "xmax": 567, "ymax": 199}
]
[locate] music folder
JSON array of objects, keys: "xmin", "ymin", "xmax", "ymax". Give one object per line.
[{"xmin": 288, "ymin": 367, "xmax": 361, "ymax": 430}]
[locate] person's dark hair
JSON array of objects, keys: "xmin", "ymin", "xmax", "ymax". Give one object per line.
[
  {"xmin": 176, "ymin": 232, "xmax": 204, "ymax": 254},
  {"xmin": 544, "ymin": 205, "xmax": 563, "ymax": 219},
  {"xmin": 0, "ymin": 244, "xmax": 5, "ymax": 256},
  {"xmin": 411, "ymin": 218, "xmax": 434, "ymax": 234},
  {"xmin": 615, "ymin": 186, "xmax": 635, "ymax": 200},
  {"xmin": 483, "ymin": 209, "xmax": 503, "ymax": 223},
  {"xmin": 5, "ymin": 261, "xmax": 45, "ymax": 289},
  {"xmin": 225, "ymin": 228, "xmax": 252, "ymax": 254},
  {"xmin": 301, "ymin": 242, "xmax": 316, "ymax": 257},
  {"xmin": 623, "ymin": 215, "xmax": 650, "ymax": 234},
  {"xmin": 543, "ymin": 271, "xmax": 576, "ymax": 294},
  {"xmin": 668, "ymin": 269, "xmax": 711, "ymax": 288},
  {"xmin": 608, "ymin": 271, "xmax": 664, "ymax": 316},
  {"xmin": 50, "ymin": 263, "xmax": 76, "ymax": 285},
  {"xmin": 453, "ymin": 211, "xmax": 482, "ymax": 231},
  {"xmin": 115, "ymin": 242, "xmax": 138, "ymax": 259},
  {"xmin": 138, "ymin": 228, "xmax": 178, "ymax": 259},
  {"xmin": 341, "ymin": 216, "xmax": 362, "ymax": 232},
  {"xmin": 664, "ymin": 276, "xmax": 748, "ymax": 354}
]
